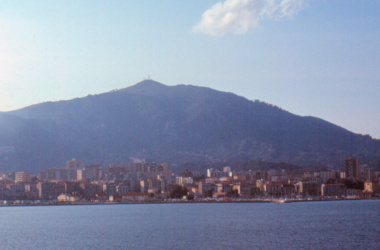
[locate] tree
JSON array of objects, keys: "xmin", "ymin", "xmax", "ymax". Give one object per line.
[
  {"xmin": 187, "ymin": 194, "xmax": 194, "ymax": 200},
  {"xmin": 343, "ymin": 180, "xmax": 364, "ymax": 189},
  {"xmin": 170, "ymin": 184, "xmax": 188, "ymax": 199},
  {"xmin": 226, "ymin": 189, "xmax": 239, "ymax": 198},
  {"xmin": 205, "ymin": 189, "xmax": 213, "ymax": 198},
  {"xmin": 250, "ymin": 187, "xmax": 260, "ymax": 197}
]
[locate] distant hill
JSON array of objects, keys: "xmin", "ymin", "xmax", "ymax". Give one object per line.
[{"xmin": 1, "ymin": 80, "xmax": 379, "ymax": 173}]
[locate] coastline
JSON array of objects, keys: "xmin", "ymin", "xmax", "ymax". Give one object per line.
[{"xmin": 1, "ymin": 197, "xmax": 379, "ymax": 207}]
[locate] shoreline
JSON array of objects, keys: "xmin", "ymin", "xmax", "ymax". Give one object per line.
[{"xmin": 0, "ymin": 197, "xmax": 379, "ymax": 207}]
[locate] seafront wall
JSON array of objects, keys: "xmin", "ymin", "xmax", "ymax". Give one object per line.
[{"xmin": 0, "ymin": 197, "xmax": 379, "ymax": 207}]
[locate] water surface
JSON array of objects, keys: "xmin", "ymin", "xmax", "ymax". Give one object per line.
[{"xmin": 0, "ymin": 200, "xmax": 379, "ymax": 249}]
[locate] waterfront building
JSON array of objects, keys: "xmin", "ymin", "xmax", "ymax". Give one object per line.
[
  {"xmin": 346, "ymin": 189, "xmax": 359, "ymax": 197},
  {"xmin": 345, "ymin": 158, "xmax": 361, "ymax": 180},
  {"xmin": 232, "ymin": 183, "xmax": 256, "ymax": 197},
  {"xmin": 216, "ymin": 183, "xmax": 232, "ymax": 193},
  {"xmin": 64, "ymin": 181, "xmax": 80, "ymax": 195},
  {"xmin": 212, "ymin": 192, "xmax": 226, "ymax": 199},
  {"xmin": 321, "ymin": 183, "xmax": 345, "ymax": 197},
  {"xmin": 79, "ymin": 182, "xmax": 98, "ymax": 198},
  {"xmin": 36, "ymin": 182, "xmax": 65, "ymax": 199},
  {"xmin": 264, "ymin": 182, "xmax": 295, "ymax": 198},
  {"xmin": 24, "ymin": 184, "xmax": 39, "ymax": 199},
  {"xmin": 6, "ymin": 183, "xmax": 25, "ymax": 199},
  {"xmin": 282, "ymin": 183, "xmax": 296, "ymax": 197},
  {"xmin": 364, "ymin": 181, "xmax": 379, "ymax": 194},
  {"xmin": 295, "ymin": 181, "xmax": 319, "ymax": 197},
  {"xmin": 198, "ymin": 182, "xmax": 215, "ymax": 197},
  {"xmin": 264, "ymin": 183, "xmax": 283, "ymax": 197},
  {"xmin": 121, "ymin": 192, "xmax": 148, "ymax": 202},
  {"xmin": 103, "ymin": 183, "xmax": 117, "ymax": 196},
  {"xmin": 57, "ymin": 194, "xmax": 79, "ymax": 202},
  {"xmin": 256, "ymin": 179, "xmax": 266, "ymax": 193}
]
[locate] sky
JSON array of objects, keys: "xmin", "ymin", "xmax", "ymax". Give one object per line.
[{"xmin": 0, "ymin": 0, "xmax": 379, "ymax": 138}]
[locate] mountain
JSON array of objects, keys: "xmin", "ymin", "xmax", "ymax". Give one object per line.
[{"xmin": 1, "ymin": 80, "xmax": 379, "ymax": 173}]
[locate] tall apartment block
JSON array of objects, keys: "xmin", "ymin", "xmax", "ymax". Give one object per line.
[
  {"xmin": 66, "ymin": 158, "xmax": 83, "ymax": 170},
  {"xmin": 345, "ymin": 158, "xmax": 361, "ymax": 180},
  {"xmin": 15, "ymin": 172, "xmax": 31, "ymax": 183}
]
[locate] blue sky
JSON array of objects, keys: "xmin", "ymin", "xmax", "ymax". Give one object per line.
[{"xmin": 0, "ymin": 0, "xmax": 379, "ymax": 138}]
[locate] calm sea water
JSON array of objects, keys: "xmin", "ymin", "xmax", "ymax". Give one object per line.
[{"xmin": 0, "ymin": 200, "xmax": 379, "ymax": 249}]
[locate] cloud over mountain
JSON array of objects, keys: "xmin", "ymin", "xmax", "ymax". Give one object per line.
[{"xmin": 193, "ymin": 0, "xmax": 306, "ymax": 36}]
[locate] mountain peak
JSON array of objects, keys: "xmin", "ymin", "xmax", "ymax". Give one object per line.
[
  {"xmin": 135, "ymin": 79, "xmax": 166, "ymax": 87},
  {"xmin": 122, "ymin": 79, "xmax": 168, "ymax": 95}
]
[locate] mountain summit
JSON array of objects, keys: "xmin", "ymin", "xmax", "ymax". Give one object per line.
[
  {"xmin": 1, "ymin": 80, "xmax": 379, "ymax": 173},
  {"xmin": 121, "ymin": 80, "xmax": 169, "ymax": 95}
]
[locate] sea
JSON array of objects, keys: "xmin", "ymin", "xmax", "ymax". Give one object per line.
[{"xmin": 0, "ymin": 200, "xmax": 379, "ymax": 249}]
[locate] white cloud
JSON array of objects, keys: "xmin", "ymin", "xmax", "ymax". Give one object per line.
[{"xmin": 193, "ymin": 0, "xmax": 306, "ymax": 36}]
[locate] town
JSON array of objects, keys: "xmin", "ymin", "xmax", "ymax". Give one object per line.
[{"xmin": 0, "ymin": 158, "xmax": 379, "ymax": 205}]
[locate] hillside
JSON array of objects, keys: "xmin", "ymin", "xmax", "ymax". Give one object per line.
[{"xmin": 1, "ymin": 80, "xmax": 379, "ymax": 173}]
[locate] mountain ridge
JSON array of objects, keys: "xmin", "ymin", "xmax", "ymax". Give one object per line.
[{"xmin": 1, "ymin": 80, "xmax": 379, "ymax": 173}]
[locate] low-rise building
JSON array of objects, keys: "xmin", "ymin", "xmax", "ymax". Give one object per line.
[
  {"xmin": 363, "ymin": 181, "xmax": 379, "ymax": 195},
  {"xmin": 296, "ymin": 181, "xmax": 319, "ymax": 197},
  {"xmin": 321, "ymin": 183, "xmax": 345, "ymax": 197},
  {"xmin": 57, "ymin": 194, "xmax": 80, "ymax": 202},
  {"xmin": 121, "ymin": 192, "xmax": 148, "ymax": 202},
  {"xmin": 198, "ymin": 182, "xmax": 215, "ymax": 197},
  {"xmin": 345, "ymin": 189, "xmax": 359, "ymax": 197},
  {"xmin": 265, "ymin": 183, "xmax": 283, "ymax": 197},
  {"xmin": 36, "ymin": 182, "xmax": 65, "ymax": 200},
  {"xmin": 6, "ymin": 183, "xmax": 25, "ymax": 199},
  {"xmin": 216, "ymin": 183, "xmax": 232, "ymax": 193}
]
